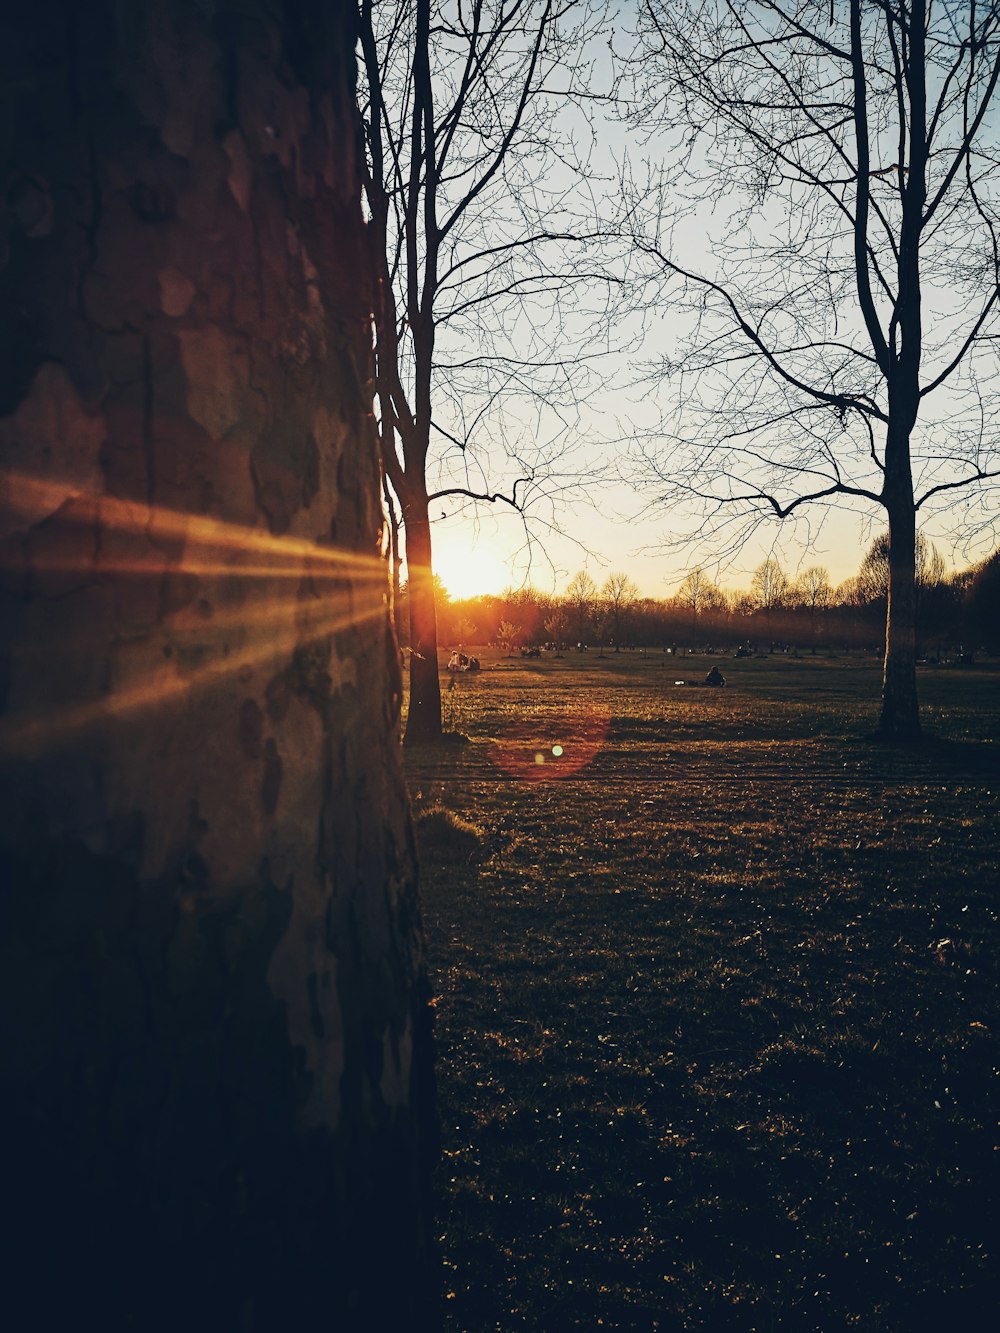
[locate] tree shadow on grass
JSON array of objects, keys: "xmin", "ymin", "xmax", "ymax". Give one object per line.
[
  {"xmin": 915, "ymin": 734, "xmax": 1000, "ymax": 777},
  {"xmin": 860, "ymin": 732, "xmax": 1000, "ymax": 780}
]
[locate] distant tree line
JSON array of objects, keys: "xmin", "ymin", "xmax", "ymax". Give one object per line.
[{"xmin": 404, "ymin": 540, "xmax": 1000, "ymax": 659}]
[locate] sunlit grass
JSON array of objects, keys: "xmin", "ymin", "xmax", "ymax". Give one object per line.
[
  {"xmin": 407, "ymin": 649, "xmax": 999, "ymax": 1329},
  {"xmin": 415, "ymin": 805, "xmax": 485, "ymax": 864}
]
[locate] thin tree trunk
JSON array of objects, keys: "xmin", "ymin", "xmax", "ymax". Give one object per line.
[
  {"xmin": 881, "ymin": 490, "xmax": 921, "ymax": 738},
  {"xmin": 403, "ymin": 485, "xmax": 443, "ymax": 743},
  {"xmin": 878, "ymin": 1, "xmax": 925, "ymax": 741},
  {"xmin": 0, "ymin": 3, "xmax": 437, "ymax": 1326},
  {"xmin": 384, "ymin": 473, "xmax": 404, "ymax": 641}
]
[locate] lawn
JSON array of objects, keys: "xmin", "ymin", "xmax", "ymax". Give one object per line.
[{"xmin": 405, "ymin": 650, "xmax": 1000, "ymax": 1331}]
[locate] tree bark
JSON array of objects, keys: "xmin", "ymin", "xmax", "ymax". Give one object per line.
[
  {"xmin": 383, "ymin": 472, "xmax": 405, "ymax": 641},
  {"xmin": 880, "ymin": 484, "xmax": 922, "ymax": 739},
  {"xmin": 402, "ymin": 482, "xmax": 443, "ymax": 743},
  {"xmin": 878, "ymin": 2, "xmax": 925, "ymax": 741},
  {"xmin": 0, "ymin": 3, "xmax": 437, "ymax": 1328}
]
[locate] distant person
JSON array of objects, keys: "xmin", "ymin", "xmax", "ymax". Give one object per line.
[{"xmin": 704, "ymin": 666, "xmax": 726, "ymax": 687}]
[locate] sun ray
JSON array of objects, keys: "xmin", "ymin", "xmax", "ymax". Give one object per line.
[
  {"xmin": 0, "ymin": 470, "xmax": 389, "ymax": 579},
  {"xmin": 0, "ymin": 470, "xmax": 393, "ymax": 757},
  {"xmin": 0, "ymin": 590, "xmax": 387, "ymax": 758}
]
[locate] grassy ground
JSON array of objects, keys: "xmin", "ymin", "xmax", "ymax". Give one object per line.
[{"xmin": 405, "ymin": 651, "xmax": 1000, "ymax": 1331}]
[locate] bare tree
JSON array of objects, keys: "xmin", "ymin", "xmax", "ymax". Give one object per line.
[
  {"xmin": 566, "ymin": 568, "xmax": 597, "ymax": 646},
  {"xmin": 856, "ymin": 529, "xmax": 947, "ymax": 648},
  {"xmin": 545, "ymin": 605, "xmax": 571, "ymax": 653},
  {"xmin": 625, "ymin": 0, "xmax": 1000, "ymax": 737},
  {"xmin": 751, "ymin": 557, "xmax": 791, "ymax": 645},
  {"xmin": 602, "ymin": 571, "xmax": 639, "ymax": 649},
  {"xmin": 496, "ymin": 619, "xmax": 520, "ymax": 654},
  {"xmin": 966, "ymin": 549, "xmax": 1000, "ymax": 650},
  {"xmin": 794, "ymin": 565, "xmax": 834, "ymax": 650},
  {"xmin": 676, "ymin": 566, "xmax": 723, "ymax": 641},
  {"xmin": 358, "ymin": 0, "xmax": 610, "ymax": 741},
  {"xmin": 856, "ymin": 530, "xmax": 942, "ymax": 604}
]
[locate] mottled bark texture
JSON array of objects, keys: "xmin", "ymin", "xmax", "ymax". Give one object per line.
[{"xmin": 0, "ymin": 4, "xmax": 437, "ymax": 1328}]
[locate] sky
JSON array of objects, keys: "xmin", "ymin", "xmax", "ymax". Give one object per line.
[
  {"xmin": 387, "ymin": 0, "xmax": 1000, "ymax": 604},
  {"xmin": 427, "ymin": 451, "xmax": 945, "ymax": 602}
]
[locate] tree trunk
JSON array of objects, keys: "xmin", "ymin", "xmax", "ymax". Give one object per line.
[
  {"xmin": 0, "ymin": 4, "xmax": 437, "ymax": 1328},
  {"xmin": 877, "ymin": 4, "xmax": 924, "ymax": 743},
  {"xmin": 880, "ymin": 491, "xmax": 921, "ymax": 739},
  {"xmin": 880, "ymin": 369, "xmax": 922, "ymax": 740},
  {"xmin": 402, "ymin": 485, "xmax": 443, "ymax": 744},
  {"xmin": 383, "ymin": 473, "xmax": 405, "ymax": 641}
]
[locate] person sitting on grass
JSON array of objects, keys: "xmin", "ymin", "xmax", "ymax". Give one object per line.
[{"xmin": 704, "ymin": 665, "xmax": 726, "ymax": 687}]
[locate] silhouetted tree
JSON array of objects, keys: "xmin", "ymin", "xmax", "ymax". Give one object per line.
[
  {"xmin": 965, "ymin": 549, "xmax": 1000, "ymax": 651},
  {"xmin": 545, "ymin": 605, "xmax": 571, "ymax": 654},
  {"xmin": 794, "ymin": 566, "xmax": 833, "ymax": 651},
  {"xmin": 856, "ymin": 531, "xmax": 941, "ymax": 603},
  {"xmin": 602, "ymin": 572, "xmax": 639, "ymax": 649},
  {"xmin": 358, "ymin": 0, "xmax": 608, "ymax": 741},
  {"xmin": 567, "ymin": 569, "xmax": 598, "ymax": 647},
  {"xmin": 856, "ymin": 529, "xmax": 948, "ymax": 647},
  {"xmin": 627, "ymin": 0, "xmax": 1000, "ymax": 737},
  {"xmin": 751, "ymin": 558, "xmax": 790, "ymax": 645},
  {"xmin": 676, "ymin": 566, "xmax": 723, "ymax": 642}
]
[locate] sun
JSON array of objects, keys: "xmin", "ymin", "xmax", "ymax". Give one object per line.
[{"xmin": 434, "ymin": 534, "xmax": 510, "ymax": 600}]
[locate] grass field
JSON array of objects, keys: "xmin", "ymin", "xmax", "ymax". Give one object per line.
[{"xmin": 404, "ymin": 650, "xmax": 999, "ymax": 1331}]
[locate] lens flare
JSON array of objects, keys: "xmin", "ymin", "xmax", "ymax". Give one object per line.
[{"xmin": 488, "ymin": 705, "xmax": 610, "ymax": 784}]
